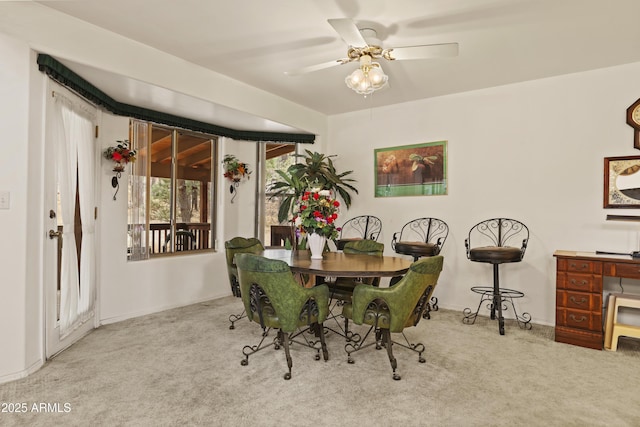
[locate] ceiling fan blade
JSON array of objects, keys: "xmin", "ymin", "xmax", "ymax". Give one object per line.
[
  {"xmin": 328, "ymin": 18, "xmax": 367, "ymax": 47},
  {"xmin": 387, "ymin": 43, "xmax": 459, "ymax": 60},
  {"xmin": 285, "ymin": 59, "xmax": 344, "ymax": 76}
]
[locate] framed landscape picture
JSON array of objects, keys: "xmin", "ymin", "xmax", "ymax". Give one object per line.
[
  {"xmin": 604, "ymin": 155, "xmax": 640, "ymax": 208},
  {"xmin": 374, "ymin": 141, "xmax": 448, "ymax": 198}
]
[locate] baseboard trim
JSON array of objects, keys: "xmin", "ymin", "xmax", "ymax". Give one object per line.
[
  {"xmin": 0, "ymin": 358, "xmax": 44, "ymax": 385},
  {"xmin": 99, "ymin": 292, "xmax": 231, "ymax": 326}
]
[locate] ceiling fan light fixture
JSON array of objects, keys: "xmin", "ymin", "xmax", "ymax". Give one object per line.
[
  {"xmin": 286, "ymin": 19, "xmax": 458, "ymax": 95},
  {"xmin": 346, "ymin": 68, "xmax": 365, "ymax": 86},
  {"xmin": 368, "ymin": 63, "xmax": 387, "ymax": 85},
  {"xmin": 345, "ymin": 56, "xmax": 388, "ymax": 96}
]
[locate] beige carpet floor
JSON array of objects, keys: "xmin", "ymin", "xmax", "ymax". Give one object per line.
[{"xmin": 1, "ymin": 296, "xmax": 640, "ymax": 426}]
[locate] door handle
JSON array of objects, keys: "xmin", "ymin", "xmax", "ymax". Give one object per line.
[{"xmin": 49, "ymin": 230, "xmax": 62, "ymax": 239}]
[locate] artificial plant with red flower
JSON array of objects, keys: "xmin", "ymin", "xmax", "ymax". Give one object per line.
[
  {"xmin": 222, "ymin": 154, "xmax": 251, "ymax": 182},
  {"xmin": 104, "ymin": 139, "xmax": 136, "ymax": 171},
  {"xmin": 292, "ymin": 189, "xmax": 341, "ymax": 240}
]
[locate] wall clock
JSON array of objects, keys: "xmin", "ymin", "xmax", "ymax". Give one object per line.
[{"xmin": 626, "ymin": 98, "xmax": 640, "ymax": 150}]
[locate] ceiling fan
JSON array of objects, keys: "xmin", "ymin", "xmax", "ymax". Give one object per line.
[{"xmin": 286, "ymin": 18, "xmax": 458, "ymax": 94}]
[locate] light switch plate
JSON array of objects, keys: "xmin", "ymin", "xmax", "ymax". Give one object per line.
[{"xmin": 0, "ymin": 191, "xmax": 10, "ymax": 209}]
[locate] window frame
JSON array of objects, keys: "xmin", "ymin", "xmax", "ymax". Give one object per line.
[
  {"xmin": 128, "ymin": 119, "xmax": 218, "ymax": 259},
  {"xmin": 263, "ymin": 143, "xmax": 297, "ymax": 246}
]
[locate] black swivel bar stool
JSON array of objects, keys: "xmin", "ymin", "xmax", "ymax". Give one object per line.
[
  {"xmin": 462, "ymin": 218, "xmax": 532, "ymax": 335},
  {"xmin": 391, "ymin": 217, "xmax": 448, "ymax": 261},
  {"xmin": 335, "ymin": 215, "xmax": 382, "ymax": 250}
]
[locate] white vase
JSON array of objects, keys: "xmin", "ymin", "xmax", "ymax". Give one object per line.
[{"xmin": 307, "ymin": 233, "xmax": 326, "ymax": 260}]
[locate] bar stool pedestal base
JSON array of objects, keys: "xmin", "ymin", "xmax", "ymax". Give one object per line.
[{"xmin": 463, "ymin": 286, "xmax": 532, "ymax": 335}]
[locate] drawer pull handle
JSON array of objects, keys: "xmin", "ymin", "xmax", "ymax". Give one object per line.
[
  {"xmin": 569, "ymin": 262, "xmax": 589, "ymax": 271},
  {"xmin": 569, "ymin": 279, "xmax": 588, "ymax": 287},
  {"xmin": 569, "ymin": 296, "xmax": 587, "ymax": 306},
  {"xmin": 569, "ymin": 314, "xmax": 587, "ymax": 323}
]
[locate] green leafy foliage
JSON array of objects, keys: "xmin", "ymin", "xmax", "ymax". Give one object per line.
[{"xmin": 268, "ymin": 150, "xmax": 358, "ymax": 223}]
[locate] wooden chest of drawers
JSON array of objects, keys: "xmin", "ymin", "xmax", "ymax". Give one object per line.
[
  {"xmin": 555, "ymin": 256, "xmax": 603, "ymax": 349},
  {"xmin": 554, "ymin": 250, "xmax": 640, "ymax": 350}
]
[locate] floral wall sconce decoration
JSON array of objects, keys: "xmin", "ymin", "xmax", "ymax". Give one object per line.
[
  {"xmin": 222, "ymin": 154, "xmax": 251, "ymax": 203},
  {"xmin": 104, "ymin": 139, "xmax": 136, "ymax": 200}
]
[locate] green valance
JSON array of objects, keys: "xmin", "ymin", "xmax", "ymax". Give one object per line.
[{"xmin": 37, "ymin": 54, "xmax": 315, "ymax": 144}]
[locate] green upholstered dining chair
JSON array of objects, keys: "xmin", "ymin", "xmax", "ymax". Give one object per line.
[
  {"xmin": 326, "ymin": 240, "xmax": 384, "ymax": 341},
  {"xmin": 390, "ymin": 217, "xmax": 449, "ymax": 319},
  {"xmin": 224, "ymin": 237, "xmax": 265, "ymax": 329},
  {"xmin": 235, "ymin": 253, "xmax": 330, "ymax": 380},
  {"xmin": 342, "ymin": 255, "xmax": 444, "ymax": 380}
]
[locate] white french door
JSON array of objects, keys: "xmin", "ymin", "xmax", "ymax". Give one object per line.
[{"xmin": 44, "ymin": 81, "xmax": 98, "ymax": 357}]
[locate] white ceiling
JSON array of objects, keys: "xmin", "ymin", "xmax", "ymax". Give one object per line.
[{"xmin": 25, "ymin": 0, "xmax": 640, "ymax": 129}]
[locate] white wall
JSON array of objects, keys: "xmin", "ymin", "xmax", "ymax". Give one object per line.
[
  {"xmin": 0, "ymin": 32, "xmax": 31, "ymax": 382},
  {"xmin": 0, "ymin": 3, "xmax": 328, "ymax": 381},
  {"xmin": 97, "ymin": 119, "xmax": 260, "ymax": 324},
  {"xmin": 328, "ymin": 62, "xmax": 640, "ymax": 325},
  {"xmin": 219, "ymin": 138, "xmax": 260, "ymax": 240}
]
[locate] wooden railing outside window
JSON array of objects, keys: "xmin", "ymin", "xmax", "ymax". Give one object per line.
[{"xmin": 129, "ymin": 223, "xmax": 210, "ymax": 255}]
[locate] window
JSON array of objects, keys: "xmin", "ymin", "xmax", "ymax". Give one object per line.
[
  {"xmin": 264, "ymin": 144, "xmax": 296, "ymax": 246},
  {"xmin": 128, "ymin": 120, "xmax": 217, "ymax": 259}
]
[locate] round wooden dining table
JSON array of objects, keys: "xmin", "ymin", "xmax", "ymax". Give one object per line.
[{"xmin": 261, "ymin": 249, "xmax": 413, "ymax": 286}]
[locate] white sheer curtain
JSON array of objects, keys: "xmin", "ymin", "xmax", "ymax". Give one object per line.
[
  {"xmin": 76, "ymin": 106, "xmax": 96, "ymax": 320},
  {"xmin": 128, "ymin": 120, "xmax": 149, "ymax": 261},
  {"xmin": 51, "ymin": 92, "xmax": 96, "ymax": 335}
]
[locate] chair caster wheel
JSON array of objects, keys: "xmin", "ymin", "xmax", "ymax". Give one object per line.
[
  {"xmin": 229, "ymin": 324, "xmax": 235, "ymax": 330},
  {"xmin": 315, "ymin": 354, "xmax": 320, "ymax": 361},
  {"xmin": 274, "ymin": 344, "xmax": 280, "ymax": 350},
  {"xmin": 393, "ymin": 373, "xmax": 401, "ymax": 381},
  {"xmin": 284, "ymin": 373, "xmax": 291, "ymax": 380},
  {"xmin": 241, "ymin": 359, "xmax": 248, "ymax": 366},
  {"xmin": 419, "ymin": 357, "xmax": 426, "ymax": 363},
  {"xmin": 347, "ymin": 357, "xmax": 354, "ymax": 364}
]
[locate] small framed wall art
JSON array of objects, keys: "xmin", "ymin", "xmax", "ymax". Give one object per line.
[
  {"xmin": 604, "ymin": 155, "xmax": 640, "ymax": 208},
  {"xmin": 374, "ymin": 140, "xmax": 447, "ymax": 198}
]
